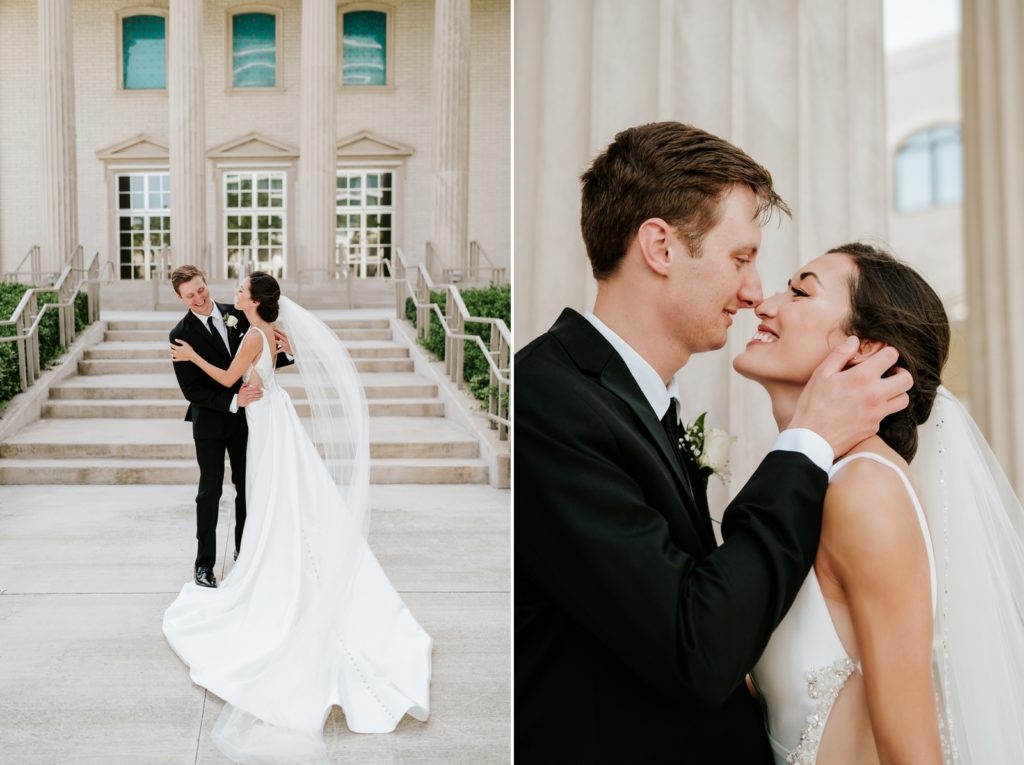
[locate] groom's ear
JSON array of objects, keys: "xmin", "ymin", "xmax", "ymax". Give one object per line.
[{"xmin": 636, "ymin": 218, "xmax": 674, "ymax": 276}]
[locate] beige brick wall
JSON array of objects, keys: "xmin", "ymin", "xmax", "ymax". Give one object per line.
[{"xmin": 0, "ymin": 0, "xmax": 509, "ymax": 278}]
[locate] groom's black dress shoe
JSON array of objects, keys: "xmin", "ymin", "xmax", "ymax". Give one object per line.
[{"xmin": 195, "ymin": 566, "xmax": 217, "ymax": 588}]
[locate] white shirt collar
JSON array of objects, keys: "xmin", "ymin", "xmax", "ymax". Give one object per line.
[
  {"xmin": 584, "ymin": 312, "xmax": 681, "ymax": 422},
  {"xmin": 191, "ymin": 302, "xmax": 223, "ymax": 326}
]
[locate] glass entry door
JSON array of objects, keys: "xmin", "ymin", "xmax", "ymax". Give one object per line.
[
  {"xmin": 336, "ymin": 169, "xmax": 393, "ymax": 277},
  {"xmin": 224, "ymin": 171, "xmax": 286, "ymax": 278}
]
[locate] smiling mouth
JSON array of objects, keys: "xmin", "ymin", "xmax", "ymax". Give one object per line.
[{"xmin": 750, "ymin": 331, "xmax": 777, "ymax": 343}]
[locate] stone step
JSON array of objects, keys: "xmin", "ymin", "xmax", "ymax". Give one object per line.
[
  {"xmin": 42, "ymin": 398, "xmax": 444, "ymax": 419},
  {"xmin": 0, "ymin": 418, "xmax": 479, "ymax": 460},
  {"xmin": 78, "ymin": 358, "xmax": 415, "ymax": 374},
  {"xmin": 85, "ymin": 341, "xmax": 409, "ymax": 360},
  {"xmin": 49, "ymin": 373, "xmax": 438, "ymax": 401},
  {"xmin": 106, "ymin": 317, "xmax": 392, "ymax": 331},
  {"xmin": 0, "ymin": 457, "xmax": 489, "ymax": 485},
  {"xmin": 105, "ymin": 328, "xmax": 394, "ymax": 342}
]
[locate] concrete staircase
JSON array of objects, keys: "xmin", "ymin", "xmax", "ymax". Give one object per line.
[{"xmin": 0, "ymin": 315, "xmax": 490, "ymax": 485}]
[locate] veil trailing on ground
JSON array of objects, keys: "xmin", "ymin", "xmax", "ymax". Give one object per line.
[
  {"xmin": 211, "ymin": 295, "xmax": 374, "ymax": 763},
  {"xmin": 913, "ymin": 386, "xmax": 1024, "ymax": 764}
]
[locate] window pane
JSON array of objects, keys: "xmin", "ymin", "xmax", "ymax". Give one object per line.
[
  {"xmin": 232, "ymin": 13, "xmax": 276, "ymax": 88},
  {"xmin": 123, "ymin": 15, "xmax": 166, "ymax": 90},
  {"xmin": 895, "ymin": 143, "xmax": 932, "ymax": 213},
  {"xmin": 342, "ymin": 11, "xmax": 387, "ymax": 86},
  {"xmin": 933, "ymin": 129, "xmax": 964, "ymax": 206}
]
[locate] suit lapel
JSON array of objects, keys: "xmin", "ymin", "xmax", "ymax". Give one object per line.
[
  {"xmin": 549, "ymin": 309, "xmax": 713, "ymax": 546},
  {"xmin": 679, "ymin": 443, "xmax": 717, "ymax": 547},
  {"xmin": 219, "ymin": 304, "xmax": 243, "ymax": 356},
  {"xmin": 598, "ymin": 358, "xmax": 696, "ymax": 509},
  {"xmin": 185, "ymin": 310, "xmax": 231, "ymax": 365}
]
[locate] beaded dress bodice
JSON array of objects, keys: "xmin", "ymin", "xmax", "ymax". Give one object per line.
[{"xmin": 751, "ymin": 452, "xmax": 936, "ymax": 765}]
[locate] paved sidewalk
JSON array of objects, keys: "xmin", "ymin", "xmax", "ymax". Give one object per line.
[{"xmin": 0, "ymin": 483, "xmax": 510, "ymax": 764}]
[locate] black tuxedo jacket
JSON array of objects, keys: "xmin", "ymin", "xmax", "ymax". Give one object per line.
[
  {"xmin": 515, "ymin": 309, "xmax": 828, "ymax": 763},
  {"xmin": 170, "ymin": 303, "xmax": 291, "ymax": 441}
]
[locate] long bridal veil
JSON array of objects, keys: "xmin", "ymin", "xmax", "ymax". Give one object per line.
[
  {"xmin": 914, "ymin": 386, "xmax": 1024, "ymax": 764},
  {"xmin": 211, "ymin": 295, "xmax": 375, "ymax": 762}
]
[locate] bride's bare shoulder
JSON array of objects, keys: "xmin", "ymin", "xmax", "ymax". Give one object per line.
[{"xmin": 820, "ymin": 439, "xmax": 925, "ymax": 580}]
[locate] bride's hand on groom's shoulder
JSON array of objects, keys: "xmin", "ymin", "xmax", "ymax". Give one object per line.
[
  {"xmin": 170, "ymin": 339, "xmax": 197, "ymax": 363},
  {"xmin": 273, "ymin": 328, "xmax": 292, "ymax": 356}
]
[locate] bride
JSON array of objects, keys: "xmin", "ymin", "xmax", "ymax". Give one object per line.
[
  {"xmin": 733, "ymin": 243, "xmax": 1024, "ymax": 764},
  {"xmin": 163, "ymin": 271, "xmax": 432, "ymax": 762}
]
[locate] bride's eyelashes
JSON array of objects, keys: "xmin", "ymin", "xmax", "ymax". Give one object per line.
[{"xmin": 790, "ymin": 286, "xmax": 809, "ymax": 298}]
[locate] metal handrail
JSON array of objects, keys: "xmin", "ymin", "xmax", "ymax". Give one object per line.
[
  {"xmin": 0, "ymin": 248, "xmax": 100, "ymax": 393},
  {"xmin": 297, "ymin": 245, "xmax": 354, "ymax": 308},
  {"xmin": 4, "ymin": 245, "xmax": 60, "ymax": 286},
  {"xmin": 393, "ymin": 246, "xmax": 509, "ymax": 440},
  {"xmin": 151, "ymin": 244, "xmax": 213, "ymax": 308},
  {"xmin": 443, "ymin": 241, "xmax": 507, "ymax": 286}
]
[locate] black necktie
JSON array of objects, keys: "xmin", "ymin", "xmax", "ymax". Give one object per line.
[
  {"xmin": 661, "ymin": 398, "xmax": 695, "ymax": 499},
  {"xmin": 660, "ymin": 397, "xmax": 682, "ymax": 452},
  {"xmin": 207, "ymin": 315, "xmax": 230, "ymax": 355}
]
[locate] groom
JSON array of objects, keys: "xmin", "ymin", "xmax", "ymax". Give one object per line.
[
  {"xmin": 169, "ymin": 265, "xmax": 291, "ymax": 588},
  {"xmin": 515, "ymin": 122, "xmax": 913, "ymax": 762}
]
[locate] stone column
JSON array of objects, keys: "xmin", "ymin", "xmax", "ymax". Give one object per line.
[
  {"xmin": 298, "ymin": 0, "xmax": 337, "ymax": 275},
  {"xmin": 514, "ymin": 0, "xmax": 888, "ymax": 511},
  {"xmin": 961, "ymin": 0, "xmax": 1024, "ymax": 492},
  {"xmin": 432, "ymin": 0, "xmax": 470, "ymax": 279},
  {"xmin": 169, "ymin": 0, "xmax": 207, "ymax": 272},
  {"xmin": 38, "ymin": 0, "xmax": 78, "ymax": 276}
]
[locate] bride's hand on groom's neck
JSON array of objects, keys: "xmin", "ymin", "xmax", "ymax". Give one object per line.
[{"xmin": 790, "ymin": 337, "xmax": 912, "ymax": 458}]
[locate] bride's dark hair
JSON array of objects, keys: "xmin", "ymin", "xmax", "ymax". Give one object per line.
[
  {"xmin": 829, "ymin": 242, "xmax": 950, "ymax": 462},
  {"xmin": 248, "ymin": 271, "xmax": 281, "ymax": 322}
]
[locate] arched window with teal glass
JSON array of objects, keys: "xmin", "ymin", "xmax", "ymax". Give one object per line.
[
  {"xmin": 121, "ymin": 13, "xmax": 167, "ymax": 90},
  {"xmin": 894, "ymin": 124, "xmax": 964, "ymax": 213},
  {"xmin": 231, "ymin": 11, "xmax": 278, "ymax": 88},
  {"xmin": 341, "ymin": 8, "xmax": 389, "ymax": 87}
]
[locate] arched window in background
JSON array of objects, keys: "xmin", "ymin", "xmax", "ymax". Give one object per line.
[
  {"xmin": 341, "ymin": 8, "xmax": 389, "ymax": 87},
  {"xmin": 121, "ymin": 13, "xmax": 167, "ymax": 90},
  {"xmin": 894, "ymin": 124, "xmax": 963, "ymax": 213},
  {"xmin": 230, "ymin": 9, "xmax": 279, "ymax": 89}
]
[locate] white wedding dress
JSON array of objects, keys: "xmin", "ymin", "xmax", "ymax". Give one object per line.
[
  {"xmin": 751, "ymin": 384, "xmax": 1024, "ymax": 765},
  {"xmin": 163, "ymin": 320, "xmax": 432, "ymax": 763},
  {"xmin": 751, "ymin": 452, "xmax": 936, "ymax": 765}
]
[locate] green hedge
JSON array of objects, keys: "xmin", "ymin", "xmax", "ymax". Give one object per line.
[
  {"xmin": 0, "ymin": 283, "xmax": 91, "ymax": 409},
  {"xmin": 405, "ymin": 283, "xmax": 511, "ymax": 403}
]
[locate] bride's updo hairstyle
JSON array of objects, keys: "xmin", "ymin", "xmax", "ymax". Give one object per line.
[
  {"xmin": 248, "ymin": 270, "xmax": 281, "ymax": 322},
  {"xmin": 829, "ymin": 242, "xmax": 950, "ymax": 462}
]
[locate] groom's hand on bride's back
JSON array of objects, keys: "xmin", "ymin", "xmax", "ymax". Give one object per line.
[
  {"xmin": 789, "ymin": 335, "xmax": 912, "ymax": 458},
  {"xmin": 237, "ymin": 384, "xmax": 263, "ymax": 408}
]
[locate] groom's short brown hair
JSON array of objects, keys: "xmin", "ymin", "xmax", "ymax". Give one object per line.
[
  {"xmin": 580, "ymin": 122, "xmax": 790, "ymax": 279},
  {"xmin": 171, "ymin": 265, "xmax": 207, "ymax": 295}
]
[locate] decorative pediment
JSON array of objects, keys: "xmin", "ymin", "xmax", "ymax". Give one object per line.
[
  {"xmin": 207, "ymin": 132, "xmax": 298, "ymax": 160},
  {"xmin": 96, "ymin": 134, "xmax": 169, "ymax": 161},
  {"xmin": 336, "ymin": 130, "xmax": 414, "ymax": 159}
]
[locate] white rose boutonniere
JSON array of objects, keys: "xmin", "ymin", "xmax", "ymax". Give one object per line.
[
  {"xmin": 224, "ymin": 314, "xmax": 239, "ymax": 329},
  {"xmin": 679, "ymin": 412, "xmax": 737, "ymax": 487}
]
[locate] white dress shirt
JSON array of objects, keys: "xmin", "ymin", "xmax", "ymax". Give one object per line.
[{"xmin": 583, "ymin": 312, "xmax": 833, "ymax": 473}]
